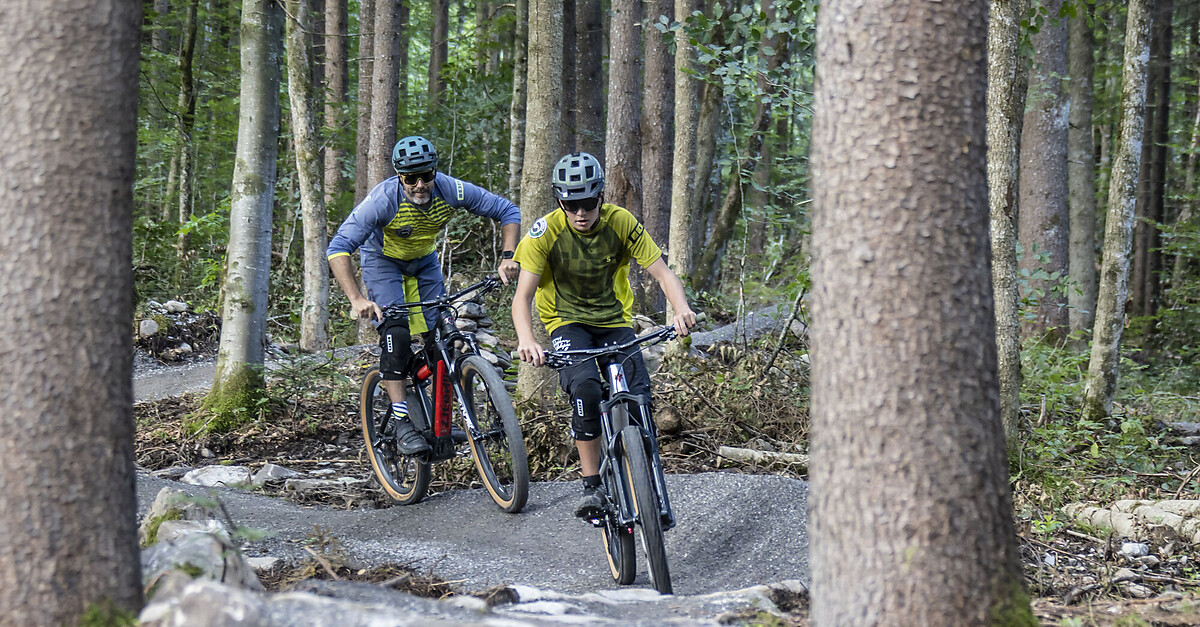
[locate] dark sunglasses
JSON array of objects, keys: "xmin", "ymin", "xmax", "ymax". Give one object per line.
[
  {"xmin": 400, "ymin": 170, "xmax": 436, "ymax": 185},
  {"xmin": 560, "ymin": 197, "xmax": 600, "ymax": 214}
]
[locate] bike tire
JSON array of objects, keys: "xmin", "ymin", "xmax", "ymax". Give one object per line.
[
  {"xmin": 360, "ymin": 369, "xmax": 431, "ymax": 504},
  {"xmin": 601, "ymin": 483, "xmax": 637, "ymax": 584},
  {"xmin": 621, "ymin": 424, "xmax": 672, "ymax": 594},
  {"xmin": 460, "ymin": 355, "xmax": 529, "ymax": 513}
]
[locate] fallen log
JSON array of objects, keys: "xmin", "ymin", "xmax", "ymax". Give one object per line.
[{"xmin": 718, "ymin": 446, "xmax": 809, "ymax": 472}]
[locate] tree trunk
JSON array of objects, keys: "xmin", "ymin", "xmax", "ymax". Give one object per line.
[
  {"xmin": 323, "ymin": 0, "xmax": 348, "ymax": 213},
  {"xmin": 641, "ymin": 0, "xmax": 674, "ymax": 254},
  {"xmin": 668, "ymin": 0, "xmax": 699, "ymax": 306},
  {"xmin": 515, "ymin": 0, "xmax": 562, "ymax": 404},
  {"xmin": 0, "ymin": 0, "xmax": 143, "ymax": 622},
  {"xmin": 561, "ymin": 0, "xmax": 577, "ymax": 150},
  {"xmin": 353, "ymin": 0, "xmax": 375, "ymax": 204},
  {"xmin": 1142, "ymin": 0, "xmax": 1173, "ymax": 318},
  {"xmin": 368, "ymin": 0, "xmax": 401, "ymax": 186},
  {"xmin": 507, "ymin": 0, "xmax": 529, "ymax": 203},
  {"xmin": 605, "ymin": 0, "xmax": 643, "ymax": 218},
  {"xmin": 396, "ymin": 2, "xmax": 410, "ymax": 130},
  {"xmin": 1084, "ymin": 0, "xmax": 1153, "ymax": 421},
  {"xmin": 746, "ymin": 0, "xmax": 784, "ymax": 255},
  {"xmin": 1171, "ymin": 75, "xmax": 1200, "ymax": 289},
  {"xmin": 810, "ymin": 2, "xmax": 1033, "ymax": 623},
  {"xmin": 1018, "ymin": 0, "xmax": 1070, "ymax": 341},
  {"xmin": 176, "ymin": 0, "xmax": 200, "ymax": 266},
  {"xmin": 987, "ymin": 0, "xmax": 1029, "ymax": 456},
  {"xmin": 429, "ymin": 0, "xmax": 449, "ymax": 107},
  {"xmin": 210, "ymin": 0, "xmax": 283, "ymax": 415},
  {"xmin": 694, "ymin": 106, "xmax": 772, "ymax": 292},
  {"xmin": 575, "ymin": 0, "xmax": 604, "ymax": 157},
  {"xmin": 691, "ymin": 79, "xmax": 722, "ymax": 272},
  {"xmin": 1068, "ymin": 3, "xmax": 1098, "ymax": 337},
  {"xmin": 287, "ymin": 0, "xmax": 331, "ymax": 351}
]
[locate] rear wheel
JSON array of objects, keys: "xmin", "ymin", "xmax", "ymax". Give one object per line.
[
  {"xmin": 460, "ymin": 355, "xmax": 529, "ymax": 512},
  {"xmin": 361, "ymin": 369, "xmax": 430, "ymax": 504},
  {"xmin": 621, "ymin": 425, "xmax": 672, "ymax": 594}
]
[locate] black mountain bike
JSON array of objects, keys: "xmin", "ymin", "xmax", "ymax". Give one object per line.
[
  {"xmin": 544, "ymin": 326, "xmax": 678, "ymax": 594},
  {"xmin": 360, "ymin": 276, "xmax": 529, "ymax": 513}
]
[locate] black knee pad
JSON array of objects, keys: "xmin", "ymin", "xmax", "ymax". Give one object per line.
[
  {"xmin": 378, "ymin": 319, "xmax": 413, "ymax": 381},
  {"xmin": 568, "ymin": 378, "xmax": 604, "ymax": 441}
]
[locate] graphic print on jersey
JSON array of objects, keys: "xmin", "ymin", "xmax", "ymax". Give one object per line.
[{"xmin": 549, "ymin": 225, "xmax": 627, "ymax": 326}]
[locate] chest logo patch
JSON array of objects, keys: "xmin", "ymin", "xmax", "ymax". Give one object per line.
[
  {"xmin": 395, "ymin": 225, "xmax": 414, "ymax": 238},
  {"xmin": 529, "ymin": 218, "xmax": 547, "ymax": 239}
]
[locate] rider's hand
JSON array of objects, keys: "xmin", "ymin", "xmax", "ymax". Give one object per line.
[
  {"xmin": 671, "ymin": 308, "xmax": 697, "ymax": 337},
  {"xmin": 350, "ymin": 296, "xmax": 383, "ymax": 322},
  {"xmin": 517, "ymin": 339, "xmax": 545, "ymax": 367},
  {"xmin": 497, "ymin": 259, "xmax": 520, "ymax": 285}
]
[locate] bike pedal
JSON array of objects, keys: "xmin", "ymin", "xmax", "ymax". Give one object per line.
[{"xmin": 587, "ymin": 517, "xmax": 605, "ymax": 528}]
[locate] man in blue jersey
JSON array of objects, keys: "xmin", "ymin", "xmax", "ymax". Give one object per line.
[{"xmin": 327, "ymin": 136, "xmax": 521, "ymax": 455}]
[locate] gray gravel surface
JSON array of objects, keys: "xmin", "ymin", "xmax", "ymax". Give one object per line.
[{"xmin": 137, "ymin": 471, "xmax": 810, "ymax": 596}]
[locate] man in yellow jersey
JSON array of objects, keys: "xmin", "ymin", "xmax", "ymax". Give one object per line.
[
  {"xmin": 328, "ymin": 136, "xmax": 521, "ymax": 456},
  {"xmin": 511, "ymin": 152, "xmax": 696, "ymax": 517}
]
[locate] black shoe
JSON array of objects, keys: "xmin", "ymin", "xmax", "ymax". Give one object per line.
[
  {"xmin": 450, "ymin": 425, "xmax": 469, "ymax": 444},
  {"xmin": 574, "ymin": 485, "xmax": 607, "ymax": 519},
  {"xmin": 391, "ymin": 417, "xmax": 431, "ymax": 456}
]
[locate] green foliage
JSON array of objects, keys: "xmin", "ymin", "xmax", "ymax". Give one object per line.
[
  {"xmin": 141, "ymin": 508, "xmax": 184, "ymax": 548},
  {"xmin": 78, "ymin": 600, "xmax": 138, "ymax": 627}
]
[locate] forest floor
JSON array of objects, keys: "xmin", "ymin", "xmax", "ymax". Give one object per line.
[{"xmin": 132, "ymin": 329, "xmax": 1200, "ymax": 626}]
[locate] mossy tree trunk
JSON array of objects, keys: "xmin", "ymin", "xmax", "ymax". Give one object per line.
[
  {"xmin": 809, "ymin": 0, "xmax": 1034, "ymax": 623},
  {"xmin": 209, "ymin": 0, "xmax": 283, "ymax": 420},
  {"xmin": 0, "ymin": 0, "xmax": 144, "ymax": 621},
  {"xmin": 987, "ymin": 0, "xmax": 1029, "ymax": 457},
  {"xmin": 1084, "ymin": 0, "xmax": 1153, "ymax": 421}
]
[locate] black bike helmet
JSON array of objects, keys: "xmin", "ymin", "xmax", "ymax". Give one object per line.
[
  {"xmin": 392, "ymin": 136, "xmax": 439, "ymax": 173},
  {"xmin": 551, "ymin": 152, "xmax": 605, "ymax": 200}
]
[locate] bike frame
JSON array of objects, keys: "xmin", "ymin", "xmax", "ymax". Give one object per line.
[{"xmin": 382, "ymin": 278, "xmax": 498, "ymax": 462}]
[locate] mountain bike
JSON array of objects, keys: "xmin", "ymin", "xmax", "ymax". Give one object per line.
[
  {"xmin": 544, "ymin": 326, "xmax": 678, "ymax": 594},
  {"xmin": 360, "ymin": 275, "xmax": 529, "ymax": 513}
]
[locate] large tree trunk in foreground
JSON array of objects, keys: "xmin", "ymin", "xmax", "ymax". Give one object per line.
[
  {"xmin": 211, "ymin": 0, "xmax": 283, "ymax": 414},
  {"xmin": 287, "ymin": 0, "xmax": 330, "ymax": 351},
  {"xmin": 1084, "ymin": 0, "xmax": 1153, "ymax": 421},
  {"xmin": 1018, "ymin": 0, "xmax": 1070, "ymax": 341},
  {"xmin": 809, "ymin": 0, "xmax": 1033, "ymax": 624},
  {"xmin": 987, "ymin": 0, "xmax": 1029, "ymax": 454},
  {"xmin": 0, "ymin": 0, "xmax": 143, "ymax": 622},
  {"xmin": 516, "ymin": 0, "xmax": 562, "ymax": 404}
]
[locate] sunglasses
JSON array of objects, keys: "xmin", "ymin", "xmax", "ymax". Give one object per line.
[
  {"xmin": 561, "ymin": 197, "xmax": 600, "ymax": 214},
  {"xmin": 400, "ymin": 170, "xmax": 436, "ymax": 185}
]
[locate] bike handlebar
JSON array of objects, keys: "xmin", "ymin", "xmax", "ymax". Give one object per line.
[
  {"xmin": 542, "ymin": 326, "xmax": 678, "ymax": 370},
  {"xmin": 380, "ymin": 275, "xmax": 503, "ymax": 322}
]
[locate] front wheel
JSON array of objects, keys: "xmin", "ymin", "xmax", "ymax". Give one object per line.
[
  {"xmin": 621, "ymin": 425, "xmax": 672, "ymax": 594},
  {"xmin": 361, "ymin": 369, "xmax": 430, "ymax": 504},
  {"xmin": 460, "ymin": 355, "xmax": 529, "ymax": 513}
]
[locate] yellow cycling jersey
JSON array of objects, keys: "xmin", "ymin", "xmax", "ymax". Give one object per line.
[{"xmin": 514, "ymin": 203, "xmax": 662, "ymax": 333}]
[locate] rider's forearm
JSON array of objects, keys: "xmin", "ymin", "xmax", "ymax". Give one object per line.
[
  {"xmin": 329, "ymin": 255, "xmax": 367, "ymax": 303},
  {"xmin": 649, "ymin": 260, "xmax": 692, "ymax": 315},
  {"xmin": 500, "ymin": 222, "xmax": 520, "ymax": 253}
]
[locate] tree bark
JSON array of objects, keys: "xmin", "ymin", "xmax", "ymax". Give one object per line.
[
  {"xmin": 575, "ymin": 0, "xmax": 604, "ymax": 157},
  {"xmin": 987, "ymin": 0, "xmax": 1029, "ymax": 456},
  {"xmin": 429, "ymin": 0, "xmax": 449, "ymax": 108},
  {"xmin": 368, "ymin": 0, "xmax": 401, "ymax": 187},
  {"xmin": 668, "ymin": 0, "xmax": 699, "ymax": 306},
  {"xmin": 1171, "ymin": 74, "xmax": 1200, "ymax": 289},
  {"xmin": 810, "ymin": 1, "xmax": 1033, "ymax": 623},
  {"xmin": 1138, "ymin": 0, "xmax": 1173, "ymax": 318},
  {"xmin": 211, "ymin": 0, "xmax": 283, "ymax": 412},
  {"xmin": 605, "ymin": 0, "xmax": 643, "ymax": 218},
  {"xmin": 176, "ymin": 0, "xmax": 200, "ymax": 265},
  {"xmin": 1018, "ymin": 0, "xmax": 1070, "ymax": 341},
  {"xmin": 516, "ymin": 0, "xmax": 562, "ymax": 404},
  {"xmin": 561, "ymin": 0, "xmax": 578, "ymax": 150},
  {"xmin": 1068, "ymin": 3, "xmax": 1098, "ymax": 337},
  {"xmin": 642, "ymin": 0, "xmax": 674, "ymax": 255},
  {"xmin": 353, "ymin": 0, "xmax": 375, "ymax": 204},
  {"xmin": 323, "ymin": 0, "xmax": 348, "ymax": 213},
  {"xmin": 507, "ymin": 0, "xmax": 529, "ymax": 203},
  {"xmin": 0, "ymin": 0, "xmax": 143, "ymax": 621},
  {"xmin": 1084, "ymin": 0, "xmax": 1153, "ymax": 421},
  {"xmin": 287, "ymin": 0, "xmax": 331, "ymax": 351}
]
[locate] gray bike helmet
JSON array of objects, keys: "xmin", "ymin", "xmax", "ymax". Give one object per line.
[
  {"xmin": 551, "ymin": 152, "xmax": 605, "ymax": 200},
  {"xmin": 392, "ymin": 136, "xmax": 439, "ymax": 173}
]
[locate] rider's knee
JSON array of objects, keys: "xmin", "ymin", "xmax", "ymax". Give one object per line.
[
  {"xmin": 569, "ymin": 379, "xmax": 604, "ymax": 440},
  {"xmin": 379, "ymin": 319, "xmax": 413, "ymax": 380}
]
